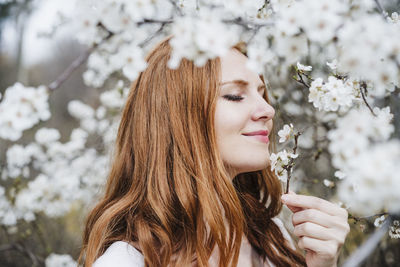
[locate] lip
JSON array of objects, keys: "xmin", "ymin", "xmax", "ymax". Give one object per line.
[
  {"xmin": 242, "ymin": 130, "xmax": 269, "ymax": 144},
  {"xmin": 242, "ymin": 130, "xmax": 269, "ymax": 136}
]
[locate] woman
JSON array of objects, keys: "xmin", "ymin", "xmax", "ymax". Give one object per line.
[{"xmin": 79, "ymin": 37, "xmax": 350, "ymax": 267}]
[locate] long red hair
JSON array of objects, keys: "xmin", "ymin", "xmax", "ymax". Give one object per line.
[{"xmin": 79, "ymin": 36, "xmax": 306, "ymax": 267}]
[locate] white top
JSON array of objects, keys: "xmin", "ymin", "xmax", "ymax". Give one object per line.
[{"xmin": 93, "ymin": 218, "xmax": 293, "ymax": 267}]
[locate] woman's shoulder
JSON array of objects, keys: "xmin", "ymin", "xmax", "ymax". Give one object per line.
[{"xmin": 93, "ymin": 241, "xmax": 144, "ymax": 267}]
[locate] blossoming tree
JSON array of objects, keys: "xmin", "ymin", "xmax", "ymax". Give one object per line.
[{"xmin": 0, "ymin": 0, "xmax": 399, "ymax": 266}]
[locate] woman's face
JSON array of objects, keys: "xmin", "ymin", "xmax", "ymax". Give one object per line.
[{"xmin": 215, "ymin": 48, "xmax": 275, "ymax": 178}]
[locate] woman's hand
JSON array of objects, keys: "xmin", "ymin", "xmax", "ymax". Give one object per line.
[{"xmin": 281, "ymin": 192, "xmax": 350, "ymax": 267}]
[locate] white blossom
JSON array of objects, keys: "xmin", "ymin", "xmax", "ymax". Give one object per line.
[
  {"xmin": 328, "ymin": 106, "xmax": 394, "ymax": 169},
  {"xmin": 334, "ymin": 170, "xmax": 346, "ymax": 180},
  {"xmin": 274, "ymin": 0, "xmax": 347, "ymax": 43},
  {"xmin": 308, "ymin": 76, "xmax": 355, "ymax": 112},
  {"xmin": 323, "ymin": 179, "xmax": 335, "ymax": 188},
  {"xmin": 68, "ymin": 100, "xmax": 95, "ymax": 120},
  {"xmin": 278, "ymin": 123, "xmax": 294, "ymax": 143},
  {"xmin": 389, "ymin": 220, "xmax": 400, "ymax": 239},
  {"xmin": 387, "ymin": 12, "xmax": 399, "ymax": 25},
  {"xmin": 35, "ymin": 128, "xmax": 61, "ymax": 145},
  {"xmin": 6, "ymin": 145, "xmax": 35, "ymax": 178},
  {"xmin": 274, "ymin": 34, "xmax": 308, "ymax": 64},
  {"xmin": 326, "ymin": 59, "xmax": 338, "ymax": 70},
  {"xmin": 337, "ymin": 140, "xmax": 400, "ymax": 216},
  {"xmin": 270, "ymin": 150, "xmax": 298, "ymax": 182},
  {"xmin": 109, "ymin": 43, "xmax": 148, "ymax": 81},
  {"xmin": 297, "ymin": 62, "xmax": 312, "ymax": 72},
  {"xmin": 0, "ymin": 83, "xmax": 50, "ymax": 141},
  {"xmin": 0, "ymin": 186, "xmax": 17, "ymax": 226},
  {"xmin": 45, "ymin": 253, "xmax": 77, "ymax": 267},
  {"xmin": 373, "ymin": 215, "xmax": 386, "ymax": 228},
  {"xmin": 168, "ymin": 10, "xmax": 240, "ymax": 68},
  {"xmin": 337, "ymin": 14, "xmax": 400, "ymax": 97}
]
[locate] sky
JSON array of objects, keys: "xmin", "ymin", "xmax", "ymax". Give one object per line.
[{"xmin": 2, "ymin": 0, "xmax": 77, "ymax": 66}]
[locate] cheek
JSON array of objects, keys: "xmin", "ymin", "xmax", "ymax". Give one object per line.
[{"xmin": 214, "ymin": 102, "xmax": 247, "ymax": 136}]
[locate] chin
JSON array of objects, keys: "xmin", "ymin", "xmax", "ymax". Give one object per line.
[{"xmin": 237, "ymin": 160, "xmax": 271, "ymax": 174}]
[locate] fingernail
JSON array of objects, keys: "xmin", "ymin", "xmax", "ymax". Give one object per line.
[{"xmin": 281, "ymin": 195, "xmax": 289, "ymax": 202}]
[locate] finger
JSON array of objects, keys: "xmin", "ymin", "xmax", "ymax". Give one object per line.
[
  {"xmin": 284, "ymin": 191, "xmax": 303, "ymax": 212},
  {"xmin": 292, "ymin": 208, "xmax": 347, "ymax": 230},
  {"xmin": 298, "ymin": 237, "xmax": 339, "ymax": 259},
  {"xmin": 285, "ymin": 204, "xmax": 303, "ymax": 213},
  {"xmin": 281, "ymin": 194, "xmax": 346, "ymax": 217},
  {"xmin": 293, "ymin": 222, "xmax": 340, "ymax": 242}
]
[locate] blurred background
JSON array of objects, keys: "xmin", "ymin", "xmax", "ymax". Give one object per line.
[{"xmin": 1, "ymin": 0, "xmax": 400, "ymax": 266}]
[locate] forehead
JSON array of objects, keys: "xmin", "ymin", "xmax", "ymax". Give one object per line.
[{"xmin": 219, "ymin": 49, "xmax": 262, "ymax": 84}]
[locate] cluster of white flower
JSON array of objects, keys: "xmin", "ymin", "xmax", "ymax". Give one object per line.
[
  {"xmin": 270, "ymin": 150, "xmax": 298, "ymax": 182},
  {"xmin": 74, "ymin": 0, "xmax": 171, "ymax": 47},
  {"xmin": 308, "ymin": 76, "xmax": 357, "ymax": 112},
  {"xmin": 328, "ymin": 106, "xmax": 394, "ymax": 170},
  {"xmin": 5, "ymin": 143, "xmax": 38, "ymax": 178},
  {"xmin": 275, "ymin": 0, "xmax": 348, "ymax": 43},
  {"xmin": 45, "ymin": 253, "xmax": 77, "ymax": 267},
  {"xmin": 373, "ymin": 215, "xmax": 386, "ymax": 228},
  {"xmin": 389, "ymin": 220, "xmax": 400, "ymax": 239},
  {"xmin": 387, "ymin": 12, "xmax": 399, "ymax": 25},
  {"xmin": 245, "ymin": 27, "xmax": 278, "ymax": 74},
  {"xmin": 168, "ymin": 8, "xmax": 240, "ymax": 68},
  {"xmin": 1, "ymin": 126, "xmax": 109, "ymax": 221},
  {"xmin": 0, "ymin": 83, "xmax": 50, "ymax": 141},
  {"xmin": 337, "ymin": 14, "xmax": 400, "ymax": 97},
  {"xmin": 277, "ymin": 123, "xmax": 294, "ymax": 143},
  {"xmin": 83, "ymin": 42, "xmax": 148, "ymax": 87},
  {"xmin": 73, "ymin": 0, "xmax": 169, "ymax": 87},
  {"xmin": 67, "ymin": 98, "xmax": 119, "ymax": 139},
  {"xmin": 337, "ymin": 140, "xmax": 400, "ymax": 216},
  {"xmin": 0, "ymin": 186, "xmax": 22, "ymax": 226},
  {"xmin": 1, "ymin": 80, "xmax": 125, "ymax": 224},
  {"xmin": 100, "ymin": 80, "xmax": 130, "ymax": 109}
]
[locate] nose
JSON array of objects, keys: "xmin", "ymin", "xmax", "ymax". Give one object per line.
[{"xmin": 251, "ymin": 96, "xmax": 275, "ymax": 121}]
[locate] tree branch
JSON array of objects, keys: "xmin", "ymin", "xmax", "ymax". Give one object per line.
[
  {"xmin": 47, "ymin": 31, "xmax": 113, "ymax": 91},
  {"xmin": 342, "ymin": 216, "xmax": 391, "ymax": 267}
]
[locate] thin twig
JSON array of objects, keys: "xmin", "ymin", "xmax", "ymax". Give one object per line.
[
  {"xmin": 137, "ymin": 18, "xmax": 174, "ymax": 26},
  {"xmin": 139, "ymin": 24, "xmax": 169, "ymax": 48},
  {"xmin": 284, "ymin": 131, "xmax": 301, "ymax": 194},
  {"xmin": 349, "ymin": 212, "xmax": 389, "ymax": 224},
  {"xmin": 293, "ymin": 71, "xmax": 310, "ymax": 88},
  {"xmin": 167, "ymin": 0, "xmax": 184, "ymax": 16},
  {"xmin": 222, "ymin": 17, "xmax": 274, "ymax": 30},
  {"xmin": 374, "ymin": 0, "xmax": 389, "ymax": 19},
  {"xmin": 359, "ymin": 82, "xmax": 376, "ymax": 116}
]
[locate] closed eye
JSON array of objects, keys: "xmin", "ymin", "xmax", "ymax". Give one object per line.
[{"xmin": 223, "ymin": 94, "xmax": 244, "ymax": 101}]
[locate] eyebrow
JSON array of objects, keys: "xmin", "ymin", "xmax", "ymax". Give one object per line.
[{"xmin": 219, "ymin": 79, "xmax": 267, "ymax": 91}]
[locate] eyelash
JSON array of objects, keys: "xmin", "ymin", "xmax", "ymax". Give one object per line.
[{"xmin": 223, "ymin": 94, "xmax": 244, "ymax": 101}]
